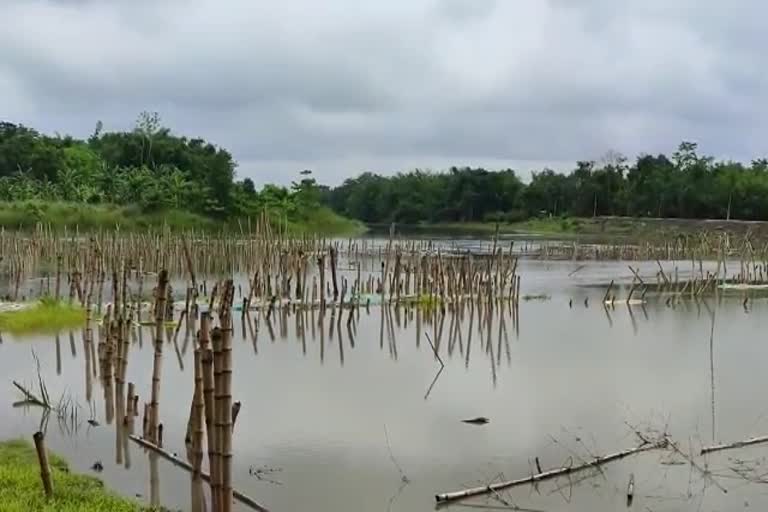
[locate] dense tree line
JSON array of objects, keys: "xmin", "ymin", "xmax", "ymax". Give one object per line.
[
  {"xmin": 326, "ymin": 143, "xmax": 768, "ymax": 223},
  {"xmin": 5, "ymin": 117, "xmax": 767, "ymax": 227},
  {"xmin": 0, "ymin": 113, "xmax": 323, "ymax": 221}
]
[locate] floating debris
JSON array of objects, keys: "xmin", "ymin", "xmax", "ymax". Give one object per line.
[{"xmin": 461, "ymin": 417, "xmax": 490, "ymax": 425}]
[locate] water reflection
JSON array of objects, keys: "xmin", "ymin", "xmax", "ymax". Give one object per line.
[{"xmin": 3, "ymin": 262, "xmax": 768, "ymax": 512}]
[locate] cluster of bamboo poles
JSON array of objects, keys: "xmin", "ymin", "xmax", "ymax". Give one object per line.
[
  {"xmin": 500, "ymin": 231, "xmax": 768, "ymax": 263},
  {"xmin": 87, "ymin": 269, "xmax": 245, "ymax": 511},
  {"xmin": 600, "ymin": 242, "xmax": 768, "ymax": 307},
  {"xmin": 183, "ymin": 279, "xmax": 236, "ymax": 512},
  {"xmin": 27, "ymin": 227, "xmax": 534, "ymax": 510},
  {"xmin": 6, "ymin": 224, "xmax": 768, "ymax": 293},
  {"xmin": 7, "ymin": 224, "xmax": 768, "ymax": 310}
]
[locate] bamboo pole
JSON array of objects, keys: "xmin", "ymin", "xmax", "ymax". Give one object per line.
[
  {"xmin": 200, "ymin": 312, "xmax": 219, "ymax": 509},
  {"xmin": 149, "ymin": 270, "xmax": 169, "ymax": 444},
  {"xmin": 33, "ymin": 431, "xmax": 54, "ymax": 498},
  {"xmin": 129, "ymin": 435, "xmax": 270, "ymax": 512},
  {"xmin": 220, "ymin": 281, "xmax": 235, "ymax": 512},
  {"xmin": 701, "ymin": 434, "xmax": 768, "ymax": 455},
  {"xmin": 212, "ymin": 327, "xmax": 225, "ymax": 511},
  {"xmin": 435, "ymin": 440, "xmax": 666, "ymax": 503}
]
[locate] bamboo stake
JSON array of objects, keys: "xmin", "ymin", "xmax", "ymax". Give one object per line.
[
  {"xmin": 191, "ymin": 347, "xmax": 206, "ymax": 499},
  {"xmin": 129, "ymin": 435, "xmax": 270, "ymax": 512},
  {"xmin": 220, "ymin": 283, "xmax": 234, "ymax": 512},
  {"xmin": 200, "ymin": 313, "xmax": 219, "ymax": 509},
  {"xmin": 33, "ymin": 431, "xmax": 54, "ymax": 498},
  {"xmin": 149, "ymin": 270, "xmax": 169, "ymax": 444}
]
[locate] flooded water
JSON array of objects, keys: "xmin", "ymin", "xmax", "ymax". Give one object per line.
[{"xmin": 2, "ymin": 244, "xmax": 767, "ymax": 511}]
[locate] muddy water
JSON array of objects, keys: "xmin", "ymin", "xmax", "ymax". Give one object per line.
[{"xmin": 1, "ymin": 253, "xmax": 767, "ymax": 511}]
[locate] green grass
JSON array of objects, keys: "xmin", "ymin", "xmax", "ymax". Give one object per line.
[
  {"xmin": 0, "ymin": 439, "xmax": 147, "ymax": 511},
  {"xmin": 0, "ymin": 201, "xmax": 214, "ymax": 231},
  {"xmin": 0, "ymin": 201, "xmax": 364, "ymax": 235},
  {"xmin": 0, "ymin": 299, "xmax": 85, "ymax": 335},
  {"xmin": 281, "ymin": 206, "xmax": 367, "ymax": 236},
  {"xmin": 521, "ymin": 293, "xmax": 552, "ymax": 301},
  {"xmin": 408, "ymin": 218, "xmax": 589, "ymax": 236},
  {"xmin": 376, "ymin": 217, "xmax": 677, "ymax": 239}
]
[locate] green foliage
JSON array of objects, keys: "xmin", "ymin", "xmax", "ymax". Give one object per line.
[
  {"xmin": 0, "ymin": 201, "xmax": 215, "ymax": 230},
  {"xmin": 327, "ymin": 143, "xmax": 768, "ymax": 223},
  {"xmin": 415, "ymin": 294, "xmax": 443, "ymax": 310},
  {"xmin": 0, "ymin": 299, "xmax": 85, "ymax": 335},
  {"xmin": 328, "ymin": 168, "xmax": 525, "ymax": 224},
  {"xmin": 0, "ymin": 439, "xmax": 148, "ymax": 511},
  {"xmin": 0, "ymin": 116, "xmax": 360, "ymax": 235}
]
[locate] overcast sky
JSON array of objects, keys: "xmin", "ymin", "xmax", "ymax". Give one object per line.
[{"xmin": 1, "ymin": 0, "xmax": 766, "ymax": 186}]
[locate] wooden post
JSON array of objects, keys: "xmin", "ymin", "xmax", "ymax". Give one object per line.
[{"xmin": 33, "ymin": 432, "xmax": 53, "ymax": 498}]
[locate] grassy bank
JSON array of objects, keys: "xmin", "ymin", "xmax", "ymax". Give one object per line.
[
  {"xmin": 0, "ymin": 439, "xmax": 147, "ymax": 511},
  {"xmin": 373, "ymin": 216, "xmax": 768, "ymax": 239},
  {"xmin": 282, "ymin": 206, "xmax": 366, "ymax": 236},
  {"xmin": 0, "ymin": 201, "xmax": 363, "ymax": 235},
  {"xmin": 367, "ymin": 218, "xmax": 589, "ymax": 237},
  {"xmin": 0, "ymin": 299, "xmax": 85, "ymax": 336},
  {"xmin": 0, "ymin": 201, "xmax": 215, "ymax": 230}
]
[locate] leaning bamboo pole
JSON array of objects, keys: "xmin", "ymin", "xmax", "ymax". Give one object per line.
[{"xmin": 129, "ymin": 435, "xmax": 269, "ymax": 511}]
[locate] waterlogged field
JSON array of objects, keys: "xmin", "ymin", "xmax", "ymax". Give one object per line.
[{"xmin": 1, "ymin": 235, "xmax": 768, "ymax": 511}]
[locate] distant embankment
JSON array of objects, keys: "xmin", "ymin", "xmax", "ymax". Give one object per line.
[{"xmin": 364, "ymin": 216, "xmax": 768, "ymax": 239}]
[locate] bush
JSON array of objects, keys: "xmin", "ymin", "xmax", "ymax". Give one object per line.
[{"xmin": 483, "ymin": 209, "xmax": 528, "ymax": 223}]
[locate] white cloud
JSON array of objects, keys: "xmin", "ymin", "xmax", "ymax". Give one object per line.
[{"xmin": 1, "ymin": 0, "xmax": 766, "ymax": 185}]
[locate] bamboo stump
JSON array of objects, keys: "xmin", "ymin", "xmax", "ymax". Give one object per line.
[{"xmin": 33, "ymin": 431, "xmax": 53, "ymax": 498}]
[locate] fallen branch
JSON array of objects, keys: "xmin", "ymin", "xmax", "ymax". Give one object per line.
[
  {"xmin": 129, "ymin": 435, "xmax": 270, "ymax": 512},
  {"xmin": 434, "ymin": 440, "xmax": 666, "ymax": 504},
  {"xmin": 701, "ymin": 434, "xmax": 768, "ymax": 455},
  {"xmin": 13, "ymin": 381, "xmax": 49, "ymax": 409}
]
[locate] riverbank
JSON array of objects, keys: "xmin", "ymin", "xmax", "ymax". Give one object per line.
[
  {"xmin": 0, "ymin": 201, "xmax": 364, "ymax": 235},
  {"xmin": 0, "ymin": 439, "xmax": 146, "ymax": 511},
  {"xmin": 369, "ymin": 216, "xmax": 768, "ymax": 239}
]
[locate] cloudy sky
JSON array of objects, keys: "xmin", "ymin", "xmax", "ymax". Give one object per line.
[{"xmin": 1, "ymin": 0, "xmax": 766, "ymax": 185}]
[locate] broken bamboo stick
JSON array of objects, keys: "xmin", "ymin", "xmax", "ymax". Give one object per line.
[
  {"xmin": 701, "ymin": 434, "xmax": 768, "ymax": 455},
  {"xmin": 435, "ymin": 440, "xmax": 666, "ymax": 503}
]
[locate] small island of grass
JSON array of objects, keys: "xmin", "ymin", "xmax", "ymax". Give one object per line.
[{"xmin": 0, "ymin": 298, "xmax": 85, "ymax": 336}]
